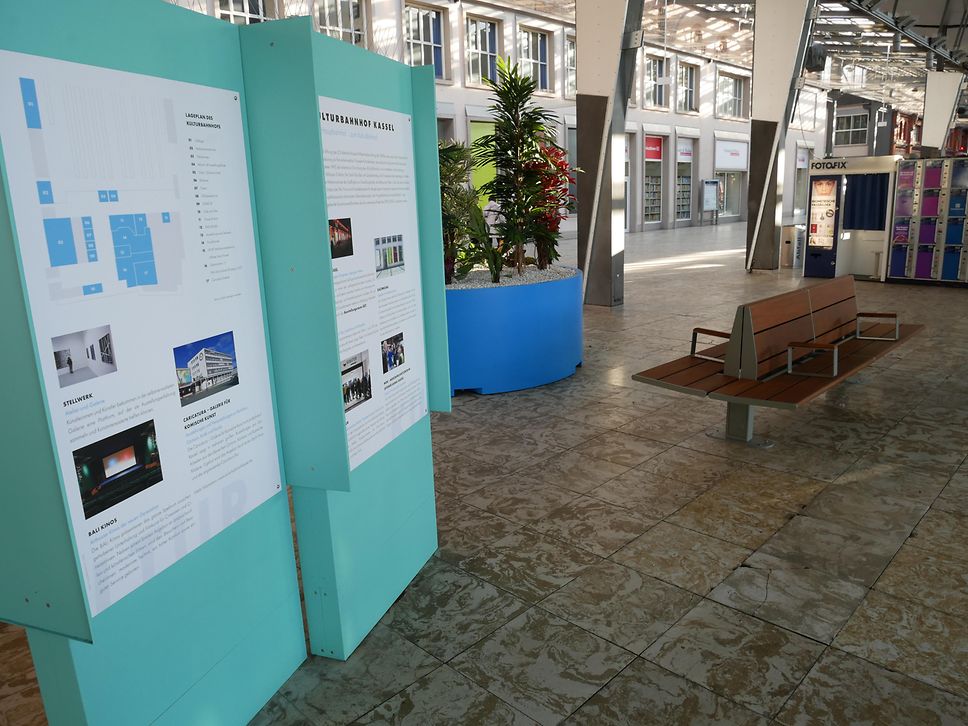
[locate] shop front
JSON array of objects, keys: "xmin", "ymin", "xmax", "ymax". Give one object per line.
[{"xmin": 714, "ymin": 135, "xmax": 749, "ymax": 220}]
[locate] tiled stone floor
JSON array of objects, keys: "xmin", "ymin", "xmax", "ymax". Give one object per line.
[{"xmin": 4, "ymin": 223, "xmax": 968, "ymax": 725}]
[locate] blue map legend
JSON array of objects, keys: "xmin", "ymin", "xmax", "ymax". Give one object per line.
[
  {"xmin": 19, "ymin": 77, "xmax": 41, "ymax": 129},
  {"xmin": 36, "ymin": 180, "xmax": 53, "ymax": 204},
  {"xmin": 43, "ymin": 217, "xmax": 77, "ymax": 267},
  {"xmin": 81, "ymin": 216, "xmax": 97, "ymax": 262},
  {"xmin": 110, "ymin": 213, "xmax": 158, "ymax": 287}
]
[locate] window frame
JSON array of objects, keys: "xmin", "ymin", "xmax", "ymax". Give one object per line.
[
  {"xmin": 404, "ymin": 3, "xmax": 447, "ymax": 80},
  {"xmin": 316, "ymin": 0, "xmax": 368, "ymax": 47},
  {"xmin": 715, "ymin": 72, "xmax": 745, "ymax": 119},
  {"xmin": 465, "ymin": 15, "xmax": 501, "ymax": 87},
  {"xmin": 676, "ymin": 61, "xmax": 699, "ymax": 113},
  {"xmin": 564, "ymin": 35, "xmax": 577, "ymax": 99},
  {"xmin": 217, "ymin": 0, "xmax": 267, "ymax": 25},
  {"xmin": 518, "ymin": 26, "xmax": 552, "ymax": 93},
  {"xmin": 643, "ymin": 54, "xmax": 668, "ymax": 109},
  {"xmin": 834, "ymin": 112, "xmax": 869, "ymax": 146}
]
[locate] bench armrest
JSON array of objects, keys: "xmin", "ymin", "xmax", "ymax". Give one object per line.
[
  {"xmin": 690, "ymin": 327, "xmax": 731, "ymax": 363},
  {"xmin": 787, "ymin": 341, "xmax": 839, "ymax": 378},
  {"xmin": 856, "ymin": 312, "xmax": 899, "ymax": 341}
]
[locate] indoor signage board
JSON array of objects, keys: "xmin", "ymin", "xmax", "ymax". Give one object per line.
[
  {"xmin": 0, "ymin": 50, "xmax": 281, "ymax": 616},
  {"xmin": 319, "ymin": 97, "xmax": 429, "ymax": 470},
  {"xmin": 808, "ymin": 177, "xmax": 838, "ymax": 249}
]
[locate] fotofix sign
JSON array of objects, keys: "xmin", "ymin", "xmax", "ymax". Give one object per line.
[{"xmin": 809, "ymin": 155, "xmax": 899, "ymax": 175}]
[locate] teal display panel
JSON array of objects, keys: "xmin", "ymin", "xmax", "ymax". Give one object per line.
[
  {"xmin": 0, "ymin": 1, "xmax": 305, "ymax": 723},
  {"xmin": 240, "ymin": 18, "xmax": 449, "ymax": 659}
]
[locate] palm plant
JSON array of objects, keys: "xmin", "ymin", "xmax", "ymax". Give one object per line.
[
  {"xmin": 473, "ymin": 59, "xmax": 560, "ymax": 274},
  {"xmin": 438, "ymin": 140, "xmax": 480, "ymax": 284}
]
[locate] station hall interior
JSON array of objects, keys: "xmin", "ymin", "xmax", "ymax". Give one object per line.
[{"xmin": 3, "ymin": 0, "xmax": 968, "ymax": 725}]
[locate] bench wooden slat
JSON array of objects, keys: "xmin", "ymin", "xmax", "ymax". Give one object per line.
[
  {"xmin": 636, "ymin": 353, "xmax": 715, "ymax": 381},
  {"xmin": 747, "ymin": 289, "xmax": 812, "ymax": 333},
  {"xmin": 812, "ymin": 297, "xmax": 858, "ymax": 339},
  {"xmin": 663, "ymin": 359, "xmax": 727, "ymax": 387},
  {"xmin": 806, "ymin": 275, "xmax": 856, "ymax": 310}
]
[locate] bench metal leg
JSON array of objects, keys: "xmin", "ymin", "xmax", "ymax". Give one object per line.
[{"xmin": 725, "ymin": 402, "xmax": 754, "ymax": 443}]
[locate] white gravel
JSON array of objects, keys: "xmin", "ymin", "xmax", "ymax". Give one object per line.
[{"xmin": 447, "ymin": 264, "xmax": 579, "ymax": 289}]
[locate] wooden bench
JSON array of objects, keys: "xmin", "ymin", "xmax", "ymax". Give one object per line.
[{"xmin": 632, "ymin": 276, "xmax": 923, "ymax": 443}]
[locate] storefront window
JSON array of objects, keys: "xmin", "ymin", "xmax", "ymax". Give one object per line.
[
  {"xmin": 676, "ymin": 138, "xmax": 693, "ymax": 220},
  {"xmin": 643, "ymin": 135, "xmax": 663, "ymax": 223},
  {"xmin": 716, "ymin": 171, "xmax": 742, "ymax": 217}
]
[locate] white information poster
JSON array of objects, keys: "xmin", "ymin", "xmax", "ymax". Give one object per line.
[
  {"xmin": 0, "ymin": 51, "xmax": 281, "ymax": 615},
  {"xmin": 319, "ymin": 97, "xmax": 428, "ymax": 470},
  {"xmin": 809, "ymin": 178, "xmax": 838, "ymax": 249}
]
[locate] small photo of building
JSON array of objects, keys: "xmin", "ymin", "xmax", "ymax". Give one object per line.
[
  {"xmin": 73, "ymin": 419, "xmax": 163, "ymax": 519},
  {"xmin": 329, "ymin": 217, "xmax": 354, "ymax": 260},
  {"xmin": 173, "ymin": 331, "xmax": 239, "ymax": 407},
  {"xmin": 51, "ymin": 325, "xmax": 118, "ymax": 389},
  {"xmin": 341, "ymin": 350, "xmax": 372, "ymax": 413},
  {"xmin": 374, "ymin": 234, "xmax": 405, "ymax": 277},
  {"xmin": 381, "ymin": 332, "xmax": 405, "ymax": 374}
]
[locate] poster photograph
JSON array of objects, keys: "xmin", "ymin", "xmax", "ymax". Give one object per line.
[
  {"xmin": 319, "ymin": 96, "xmax": 429, "ymax": 469},
  {"xmin": 0, "ymin": 50, "xmax": 281, "ymax": 615}
]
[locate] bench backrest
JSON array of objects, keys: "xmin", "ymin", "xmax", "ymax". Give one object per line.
[{"xmin": 743, "ymin": 276, "xmax": 858, "ymax": 379}]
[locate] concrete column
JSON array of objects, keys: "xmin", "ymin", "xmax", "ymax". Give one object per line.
[
  {"xmin": 746, "ymin": 0, "xmax": 816, "ymax": 271},
  {"xmin": 575, "ymin": 0, "xmax": 644, "ymax": 307}
]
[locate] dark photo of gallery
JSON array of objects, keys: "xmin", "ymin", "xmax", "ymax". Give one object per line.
[
  {"xmin": 73, "ymin": 419, "xmax": 163, "ymax": 520},
  {"xmin": 173, "ymin": 331, "xmax": 240, "ymax": 407},
  {"xmin": 329, "ymin": 217, "xmax": 354, "ymax": 260}
]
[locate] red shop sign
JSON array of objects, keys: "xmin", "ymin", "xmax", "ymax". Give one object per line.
[{"xmin": 644, "ymin": 135, "xmax": 663, "ymax": 160}]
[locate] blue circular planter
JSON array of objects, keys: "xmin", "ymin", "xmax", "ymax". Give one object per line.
[{"xmin": 446, "ymin": 268, "xmax": 583, "ymax": 394}]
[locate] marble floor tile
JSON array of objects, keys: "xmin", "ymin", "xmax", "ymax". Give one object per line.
[
  {"xmin": 617, "ymin": 411, "xmax": 716, "ymax": 445},
  {"xmin": 588, "ymin": 468, "xmax": 709, "ymax": 520},
  {"xmin": 831, "ymin": 459, "xmax": 949, "ymax": 506},
  {"xmin": 668, "ymin": 489, "xmax": 797, "ymax": 549},
  {"xmin": 435, "ymin": 497, "xmax": 521, "ymax": 564},
  {"xmin": 539, "ymin": 560, "xmax": 699, "ymax": 653},
  {"xmin": 250, "ymin": 694, "xmax": 314, "ymax": 726},
  {"xmin": 747, "ymin": 515, "xmax": 905, "ymax": 587},
  {"xmin": 709, "ymin": 467, "xmax": 826, "ymax": 510},
  {"xmin": 458, "ymin": 529, "xmax": 601, "ymax": 603},
  {"xmin": 935, "ymin": 473, "xmax": 968, "ymax": 517},
  {"xmin": 516, "ymin": 451, "xmax": 629, "ymax": 495},
  {"xmin": 433, "ymin": 455, "xmax": 515, "ymax": 498},
  {"xmin": 800, "ymin": 484, "xmax": 928, "ymax": 539},
  {"xmin": 635, "ymin": 446, "xmax": 743, "ymax": 488},
  {"xmin": 680, "ymin": 431, "xmax": 857, "ymax": 483},
  {"xmin": 382, "ymin": 558, "xmax": 528, "ymax": 661},
  {"xmin": 573, "ymin": 431, "xmax": 670, "ymax": 468},
  {"xmin": 776, "ymin": 648, "xmax": 968, "ymax": 726},
  {"xmin": 875, "ymin": 543, "xmax": 968, "ymax": 618},
  {"xmin": 863, "ymin": 432, "xmax": 966, "ymax": 479},
  {"xmin": 533, "ymin": 496, "xmax": 657, "ymax": 557},
  {"xmin": 461, "ymin": 476, "xmax": 579, "ymax": 526},
  {"xmin": 560, "ymin": 401, "xmax": 642, "ymax": 429},
  {"xmin": 281, "ymin": 625, "xmax": 439, "ymax": 725},
  {"xmin": 708, "ymin": 563, "xmax": 867, "ymax": 643},
  {"xmin": 642, "ymin": 600, "xmax": 825, "ymax": 717},
  {"xmin": 610, "ymin": 522, "xmax": 751, "ymax": 595},
  {"xmin": 0, "ymin": 625, "xmax": 42, "ymax": 726},
  {"xmin": 450, "ymin": 608, "xmax": 634, "ymax": 726},
  {"xmin": 833, "ymin": 590, "xmax": 968, "ymax": 699},
  {"xmin": 909, "ymin": 508, "xmax": 968, "ymax": 562},
  {"xmin": 525, "ymin": 416, "xmax": 609, "ymax": 450},
  {"xmin": 353, "ymin": 665, "xmax": 535, "ymax": 725},
  {"xmin": 567, "ymin": 658, "xmax": 766, "ymax": 726}
]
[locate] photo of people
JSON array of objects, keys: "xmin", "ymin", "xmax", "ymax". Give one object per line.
[
  {"xmin": 173, "ymin": 331, "xmax": 239, "ymax": 407},
  {"xmin": 51, "ymin": 325, "xmax": 118, "ymax": 388},
  {"xmin": 73, "ymin": 419, "xmax": 163, "ymax": 519},
  {"xmin": 381, "ymin": 332, "xmax": 405, "ymax": 374},
  {"xmin": 341, "ymin": 350, "xmax": 372, "ymax": 413},
  {"xmin": 374, "ymin": 234, "xmax": 405, "ymax": 277},
  {"xmin": 329, "ymin": 217, "xmax": 354, "ymax": 260}
]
